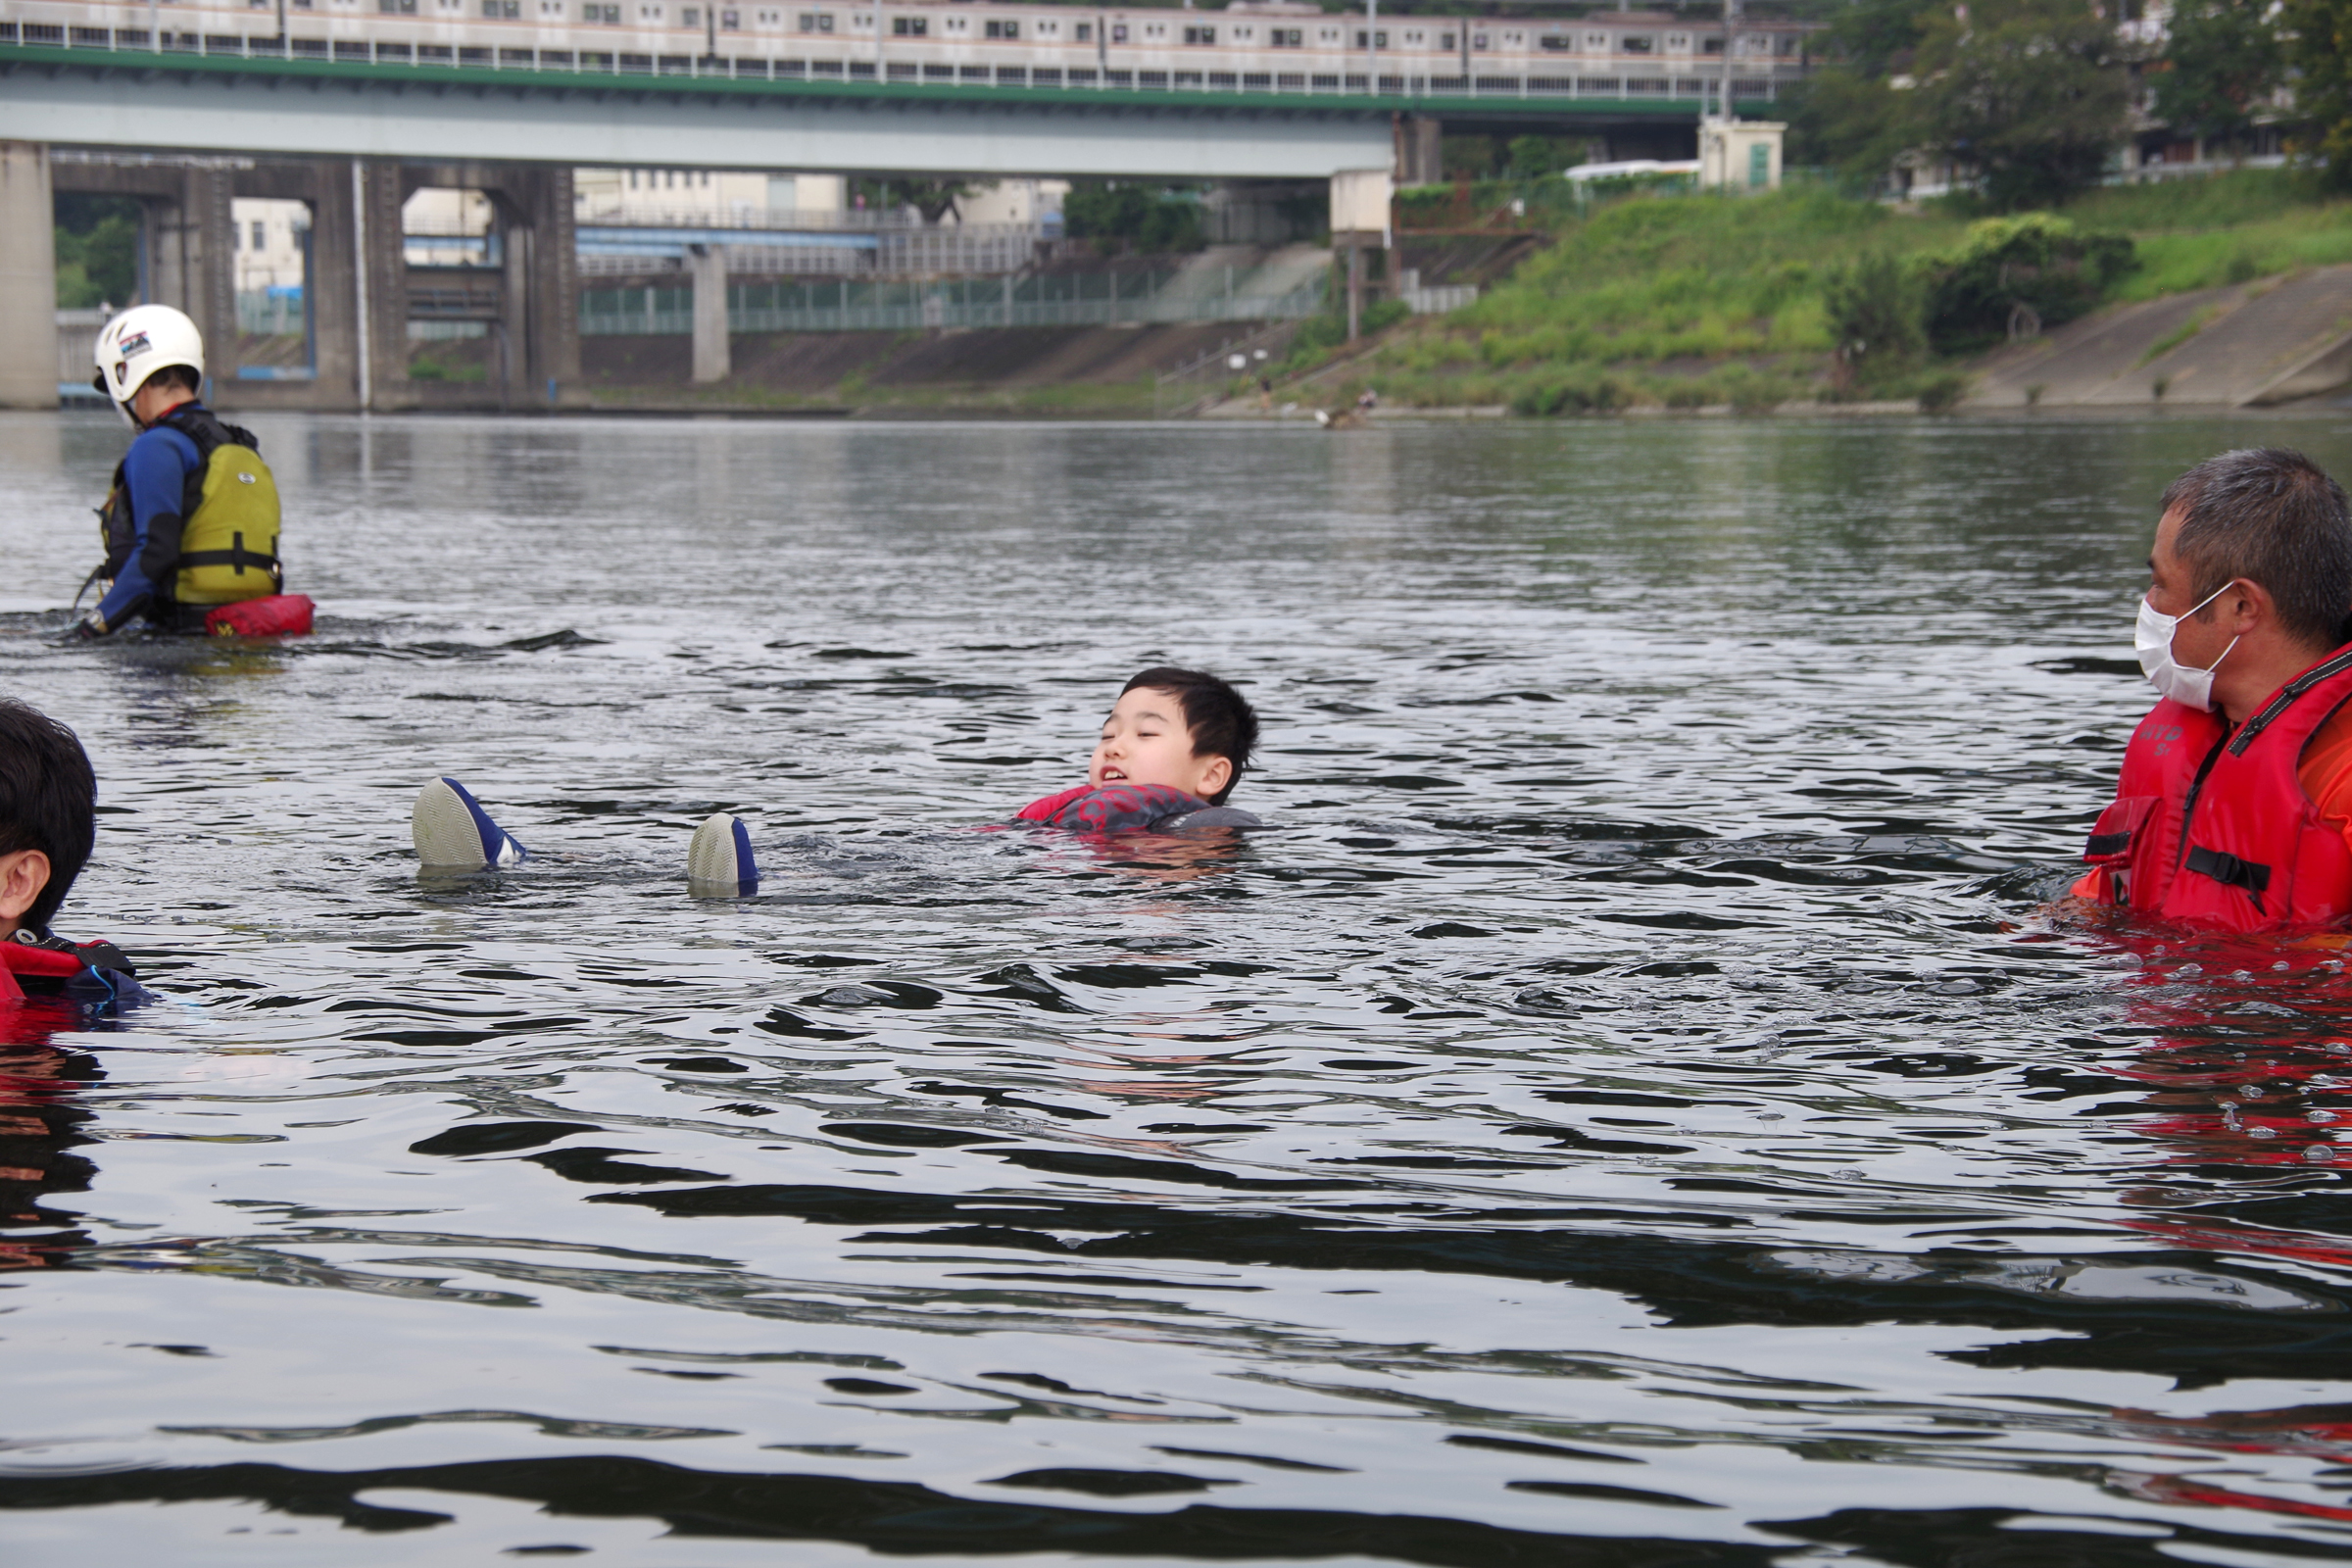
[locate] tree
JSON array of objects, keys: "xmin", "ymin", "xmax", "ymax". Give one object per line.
[
  {"xmin": 2282, "ymin": 0, "xmax": 2352, "ymax": 188},
  {"xmin": 2151, "ymin": 0, "xmax": 2284, "ymax": 163},
  {"xmin": 54, "ymin": 194, "xmax": 140, "ymax": 310},
  {"xmin": 1820, "ymin": 0, "xmax": 1944, "ymax": 76},
  {"xmin": 1910, "ymin": 0, "xmax": 2135, "ymax": 210},
  {"xmin": 1823, "ymin": 250, "xmax": 1926, "ymax": 386},
  {"xmin": 1782, "ymin": 68, "xmax": 1923, "ymax": 189},
  {"xmin": 853, "ymin": 176, "xmax": 983, "ymax": 223},
  {"xmin": 1061, "ymin": 182, "xmax": 1205, "ymax": 253}
]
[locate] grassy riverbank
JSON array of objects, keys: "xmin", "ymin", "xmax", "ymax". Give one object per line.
[{"xmin": 1304, "ymin": 170, "xmax": 2352, "ymax": 415}]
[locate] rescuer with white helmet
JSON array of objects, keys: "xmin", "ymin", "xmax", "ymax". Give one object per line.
[{"xmin": 75, "ymin": 305, "xmax": 285, "ymax": 637}]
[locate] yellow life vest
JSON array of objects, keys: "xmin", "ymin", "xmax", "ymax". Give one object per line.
[{"xmin": 165, "ymin": 410, "xmax": 283, "ymax": 606}]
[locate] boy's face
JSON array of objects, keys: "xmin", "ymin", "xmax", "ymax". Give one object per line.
[{"xmin": 1091, "ymin": 686, "xmax": 1232, "ymax": 803}]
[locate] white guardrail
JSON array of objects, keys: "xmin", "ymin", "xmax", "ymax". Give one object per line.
[{"xmin": 0, "ymin": 1, "xmax": 1810, "ymax": 105}]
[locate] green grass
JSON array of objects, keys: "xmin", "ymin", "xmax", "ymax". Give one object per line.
[{"xmin": 1327, "ymin": 169, "xmax": 2352, "ymax": 415}]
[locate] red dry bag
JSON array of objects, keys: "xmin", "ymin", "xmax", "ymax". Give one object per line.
[{"xmin": 206, "ymin": 594, "xmax": 315, "ymax": 638}]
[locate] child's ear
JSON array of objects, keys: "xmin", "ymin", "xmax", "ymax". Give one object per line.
[
  {"xmin": 1196, "ymin": 755, "xmax": 1233, "ymax": 800},
  {"xmin": 0, "ymin": 850, "xmax": 51, "ymax": 924}
]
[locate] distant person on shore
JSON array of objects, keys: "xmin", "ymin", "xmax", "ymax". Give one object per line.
[
  {"xmin": 0, "ymin": 701, "xmax": 143, "ymax": 1012},
  {"xmin": 2076, "ymin": 448, "xmax": 2352, "ymax": 932},
  {"xmin": 71, "ymin": 305, "xmax": 304, "ymax": 639},
  {"xmin": 1017, "ymin": 667, "xmax": 1263, "ymax": 833}
]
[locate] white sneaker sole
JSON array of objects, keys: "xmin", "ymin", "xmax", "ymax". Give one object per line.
[
  {"xmin": 412, "ymin": 777, "xmax": 526, "ymax": 870},
  {"xmin": 687, "ymin": 812, "xmax": 759, "ymax": 896}
]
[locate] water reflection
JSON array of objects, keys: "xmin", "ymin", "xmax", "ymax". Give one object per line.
[{"xmin": 0, "ymin": 1031, "xmax": 103, "ymax": 1271}]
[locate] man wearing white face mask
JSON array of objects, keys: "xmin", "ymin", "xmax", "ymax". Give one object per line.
[{"xmin": 2077, "ymin": 448, "xmax": 2352, "ymax": 933}]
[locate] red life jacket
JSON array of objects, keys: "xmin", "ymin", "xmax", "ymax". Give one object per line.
[
  {"xmin": 1016, "ymin": 782, "xmax": 1208, "ymax": 832},
  {"xmin": 0, "ymin": 936, "xmax": 133, "ymax": 1004},
  {"xmin": 2080, "ymin": 646, "xmax": 2352, "ymax": 932}
]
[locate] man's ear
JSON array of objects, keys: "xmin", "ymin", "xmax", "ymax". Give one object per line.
[
  {"xmin": 1195, "ymin": 755, "xmax": 1233, "ymax": 801},
  {"xmin": 0, "ymin": 850, "xmax": 52, "ymax": 924},
  {"xmin": 2218, "ymin": 578, "xmax": 2276, "ymax": 636}
]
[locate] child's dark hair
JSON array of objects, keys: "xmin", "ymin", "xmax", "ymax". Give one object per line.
[
  {"xmin": 1123, "ymin": 666, "xmax": 1257, "ymax": 806},
  {"xmin": 0, "ymin": 699, "xmax": 97, "ymax": 935}
]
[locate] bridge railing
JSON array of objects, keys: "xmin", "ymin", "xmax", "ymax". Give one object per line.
[{"xmin": 0, "ymin": 18, "xmax": 1804, "ymax": 104}]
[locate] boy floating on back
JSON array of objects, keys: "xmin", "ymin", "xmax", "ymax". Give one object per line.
[{"xmin": 1018, "ymin": 666, "xmax": 1263, "ymax": 832}]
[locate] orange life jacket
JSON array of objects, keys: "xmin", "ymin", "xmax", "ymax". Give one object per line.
[{"xmin": 2080, "ymin": 646, "xmax": 2352, "ymax": 933}]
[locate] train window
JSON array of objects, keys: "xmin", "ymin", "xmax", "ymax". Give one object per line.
[
  {"xmin": 891, "ymin": 15, "xmax": 924, "ymax": 34},
  {"xmin": 798, "ymin": 11, "xmax": 828, "ymax": 28},
  {"xmin": 1182, "ymin": 24, "xmax": 1213, "ymax": 44},
  {"xmin": 1469, "ymin": 30, "xmax": 1486, "ymax": 48},
  {"xmin": 720, "ymin": 8, "xmax": 739, "ymax": 27},
  {"xmin": 585, "ymin": 3, "xmax": 618, "ymax": 20},
  {"xmin": 482, "ymin": 0, "xmax": 518, "ymax": 15},
  {"xmin": 1439, "ymin": 31, "xmax": 1453, "ymax": 49},
  {"xmin": 1270, "ymin": 26, "xmax": 1298, "ymax": 45},
  {"xmin": 682, "ymin": 7, "xmax": 699, "ymax": 24},
  {"xmin": 984, "ymin": 18, "xmax": 1017, "ymax": 37},
  {"xmin": 1074, "ymin": 21, "xmax": 1089, "ymax": 39},
  {"xmin": 1109, "ymin": 23, "xmax": 1125, "ymax": 40},
  {"xmin": 1350, "ymin": 29, "xmax": 1387, "ymax": 47},
  {"xmin": 1620, "ymin": 33, "xmax": 1653, "ymax": 52}
]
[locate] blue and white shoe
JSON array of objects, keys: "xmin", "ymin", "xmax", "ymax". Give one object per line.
[
  {"xmin": 412, "ymin": 777, "xmax": 527, "ymax": 870},
  {"xmin": 687, "ymin": 812, "xmax": 759, "ymax": 896}
]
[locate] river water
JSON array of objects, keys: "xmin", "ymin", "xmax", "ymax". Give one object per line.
[{"xmin": 4, "ymin": 410, "xmax": 2352, "ymax": 1565}]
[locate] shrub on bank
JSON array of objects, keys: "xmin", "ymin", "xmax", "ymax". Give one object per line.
[{"xmin": 1920, "ymin": 213, "xmax": 2135, "ymax": 351}]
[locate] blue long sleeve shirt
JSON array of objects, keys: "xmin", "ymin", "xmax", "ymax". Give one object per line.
[{"xmin": 97, "ymin": 416, "xmax": 205, "ymax": 628}]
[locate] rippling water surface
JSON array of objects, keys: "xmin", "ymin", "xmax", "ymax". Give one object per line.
[{"xmin": 6, "ymin": 410, "xmax": 2352, "ymax": 1565}]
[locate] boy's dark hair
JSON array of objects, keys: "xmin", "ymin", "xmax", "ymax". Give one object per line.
[
  {"xmin": 147, "ymin": 365, "xmax": 202, "ymax": 397},
  {"xmin": 1122, "ymin": 666, "xmax": 1257, "ymax": 807},
  {"xmin": 0, "ymin": 699, "xmax": 97, "ymax": 935}
]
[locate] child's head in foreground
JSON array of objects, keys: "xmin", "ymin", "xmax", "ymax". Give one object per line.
[
  {"xmin": 1091, "ymin": 667, "xmax": 1258, "ymax": 807},
  {"xmin": 0, "ymin": 699, "xmax": 97, "ymax": 941}
]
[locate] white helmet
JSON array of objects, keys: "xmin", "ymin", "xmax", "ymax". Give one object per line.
[{"xmin": 94, "ymin": 305, "xmax": 205, "ymax": 426}]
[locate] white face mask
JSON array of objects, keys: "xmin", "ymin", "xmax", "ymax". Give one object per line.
[{"xmin": 2135, "ymin": 579, "xmax": 2239, "ymax": 711}]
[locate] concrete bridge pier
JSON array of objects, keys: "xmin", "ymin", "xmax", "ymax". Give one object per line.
[
  {"xmin": 402, "ymin": 161, "xmax": 580, "ymax": 410},
  {"xmin": 0, "ymin": 142, "xmax": 55, "ymax": 409},
  {"xmin": 1396, "ymin": 115, "xmax": 1443, "ymax": 187},
  {"xmin": 689, "ymin": 245, "xmax": 728, "ymax": 384}
]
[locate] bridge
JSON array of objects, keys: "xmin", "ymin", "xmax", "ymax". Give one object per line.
[{"xmin": 0, "ymin": 1, "xmax": 1812, "ymax": 409}]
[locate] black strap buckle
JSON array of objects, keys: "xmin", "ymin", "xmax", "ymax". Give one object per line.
[
  {"xmin": 2186, "ymin": 844, "xmax": 2273, "ymax": 910},
  {"xmin": 2084, "ymin": 831, "xmax": 2132, "ymax": 858}
]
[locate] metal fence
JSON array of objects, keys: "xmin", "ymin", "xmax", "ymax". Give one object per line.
[
  {"xmin": 236, "ymin": 290, "xmax": 305, "ymax": 334},
  {"xmin": 581, "ymin": 272, "xmax": 1327, "ymax": 335}
]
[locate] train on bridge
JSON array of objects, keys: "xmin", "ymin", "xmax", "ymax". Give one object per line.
[{"xmin": 3, "ymin": 0, "xmax": 1813, "ymax": 105}]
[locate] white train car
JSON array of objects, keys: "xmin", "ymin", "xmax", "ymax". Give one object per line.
[{"xmin": 1, "ymin": 0, "xmax": 1813, "ymax": 106}]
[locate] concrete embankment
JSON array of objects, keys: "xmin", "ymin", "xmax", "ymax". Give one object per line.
[
  {"xmin": 574, "ymin": 321, "xmax": 1278, "ymax": 415},
  {"xmin": 1970, "ymin": 266, "xmax": 2352, "ymax": 410}
]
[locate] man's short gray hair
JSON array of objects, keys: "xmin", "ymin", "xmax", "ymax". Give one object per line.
[{"xmin": 2162, "ymin": 448, "xmax": 2352, "ymax": 650}]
